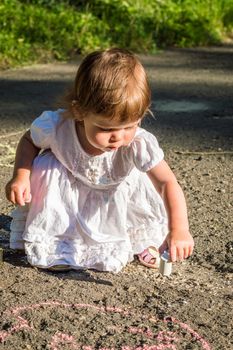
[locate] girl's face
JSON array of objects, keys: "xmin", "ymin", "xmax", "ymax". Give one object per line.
[{"xmin": 79, "ymin": 113, "xmax": 140, "ymax": 155}]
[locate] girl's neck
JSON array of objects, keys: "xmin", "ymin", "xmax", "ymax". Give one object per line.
[{"xmin": 75, "ymin": 121, "xmax": 104, "ymax": 156}]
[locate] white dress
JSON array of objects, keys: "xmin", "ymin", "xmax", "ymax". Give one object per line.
[{"xmin": 10, "ymin": 110, "xmax": 168, "ymax": 272}]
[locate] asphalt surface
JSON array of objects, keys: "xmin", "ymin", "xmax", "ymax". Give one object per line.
[{"xmin": 0, "ymin": 46, "xmax": 232, "ymax": 349}]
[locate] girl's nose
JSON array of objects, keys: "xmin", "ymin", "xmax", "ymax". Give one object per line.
[{"xmin": 110, "ymin": 129, "xmax": 124, "ymax": 142}]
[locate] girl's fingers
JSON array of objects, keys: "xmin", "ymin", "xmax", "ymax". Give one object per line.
[
  {"xmin": 184, "ymin": 246, "xmax": 190, "ymax": 259},
  {"xmin": 10, "ymin": 190, "xmax": 16, "ymax": 205},
  {"xmin": 15, "ymin": 190, "xmax": 25, "ymax": 206},
  {"xmin": 169, "ymin": 245, "xmax": 177, "ymax": 262},
  {"xmin": 6, "ymin": 180, "xmax": 31, "ymax": 206},
  {"xmin": 178, "ymin": 245, "xmax": 194, "ymax": 260},
  {"xmin": 189, "ymin": 245, "xmax": 194, "ymax": 257},
  {"xmin": 24, "ymin": 188, "xmax": 31, "ymax": 203},
  {"xmin": 177, "ymin": 247, "xmax": 184, "ymax": 261},
  {"xmin": 173, "ymin": 245, "xmax": 191, "ymax": 261}
]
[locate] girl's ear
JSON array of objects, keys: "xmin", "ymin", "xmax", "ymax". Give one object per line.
[{"xmin": 71, "ymin": 100, "xmax": 84, "ymax": 121}]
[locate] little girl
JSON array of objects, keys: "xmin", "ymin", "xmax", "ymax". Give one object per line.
[{"xmin": 6, "ymin": 48, "xmax": 194, "ymax": 273}]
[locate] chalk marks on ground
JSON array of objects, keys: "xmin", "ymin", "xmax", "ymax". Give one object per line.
[{"xmin": 0, "ymin": 301, "xmax": 211, "ymax": 349}]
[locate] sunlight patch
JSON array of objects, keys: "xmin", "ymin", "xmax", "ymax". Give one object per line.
[{"xmin": 154, "ymin": 100, "xmax": 210, "ymax": 113}]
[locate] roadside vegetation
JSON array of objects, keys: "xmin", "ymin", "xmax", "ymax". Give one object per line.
[{"xmin": 1, "ymin": 0, "xmax": 233, "ymax": 68}]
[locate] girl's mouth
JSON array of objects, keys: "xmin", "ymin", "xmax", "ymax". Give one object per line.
[{"xmin": 105, "ymin": 146, "xmax": 118, "ymax": 151}]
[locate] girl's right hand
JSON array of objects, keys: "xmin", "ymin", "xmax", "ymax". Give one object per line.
[{"xmin": 5, "ymin": 176, "xmax": 31, "ymax": 206}]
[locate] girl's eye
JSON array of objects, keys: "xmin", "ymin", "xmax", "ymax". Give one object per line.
[
  {"xmin": 125, "ymin": 125, "xmax": 137, "ymax": 130},
  {"xmin": 98, "ymin": 125, "xmax": 137, "ymax": 132},
  {"xmin": 99, "ymin": 128, "xmax": 111, "ymax": 132}
]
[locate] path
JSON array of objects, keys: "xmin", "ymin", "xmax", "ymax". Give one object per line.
[{"xmin": 0, "ymin": 46, "xmax": 232, "ymax": 349}]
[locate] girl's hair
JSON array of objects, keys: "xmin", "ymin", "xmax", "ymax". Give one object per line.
[{"xmin": 63, "ymin": 48, "xmax": 151, "ymax": 122}]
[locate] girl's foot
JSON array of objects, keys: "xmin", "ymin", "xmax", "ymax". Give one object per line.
[{"xmin": 138, "ymin": 247, "xmax": 160, "ymax": 268}]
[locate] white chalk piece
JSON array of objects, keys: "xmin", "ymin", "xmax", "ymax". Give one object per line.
[{"xmin": 159, "ymin": 250, "xmax": 172, "ymax": 276}]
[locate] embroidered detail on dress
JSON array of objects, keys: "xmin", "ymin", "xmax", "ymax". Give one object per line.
[{"xmin": 85, "ymin": 166, "xmax": 100, "ymax": 184}]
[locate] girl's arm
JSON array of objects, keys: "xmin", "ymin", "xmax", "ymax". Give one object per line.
[
  {"xmin": 5, "ymin": 130, "xmax": 41, "ymax": 206},
  {"xmin": 147, "ymin": 160, "xmax": 194, "ymax": 262}
]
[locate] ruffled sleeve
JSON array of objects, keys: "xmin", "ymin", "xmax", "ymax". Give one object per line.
[
  {"xmin": 130, "ymin": 128, "xmax": 164, "ymax": 172},
  {"xmin": 30, "ymin": 110, "xmax": 61, "ymax": 149}
]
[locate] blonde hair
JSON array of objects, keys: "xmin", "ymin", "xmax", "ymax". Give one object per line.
[{"xmin": 63, "ymin": 48, "xmax": 151, "ymax": 122}]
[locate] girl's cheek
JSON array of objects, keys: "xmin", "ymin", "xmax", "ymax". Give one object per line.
[{"xmin": 95, "ymin": 132, "xmax": 107, "ymax": 145}]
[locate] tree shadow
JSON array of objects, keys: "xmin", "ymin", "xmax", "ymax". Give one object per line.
[
  {"xmin": 142, "ymin": 45, "xmax": 233, "ymax": 71},
  {"xmin": 1, "ymin": 47, "xmax": 232, "ymax": 151}
]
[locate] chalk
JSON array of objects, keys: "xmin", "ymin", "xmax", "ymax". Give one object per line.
[
  {"xmin": 159, "ymin": 250, "xmax": 172, "ymax": 276},
  {"xmin": 0, "ymin": 301, "xmax": 211, "ymax": 349}
]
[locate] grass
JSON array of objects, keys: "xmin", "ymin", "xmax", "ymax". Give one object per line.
[{"xmin": 0, "ymin": 0, "xmax": 233, "ymax": 68}]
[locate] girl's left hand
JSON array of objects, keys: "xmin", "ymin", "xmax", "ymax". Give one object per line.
[{"xmin": 159, "ymin": 230, "xmax": 194, "ymax": 262}]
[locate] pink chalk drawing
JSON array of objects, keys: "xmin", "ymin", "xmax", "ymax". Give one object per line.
[
  {"xmin": 0, "ymin": 301, "xmax": 211, "ymax": 350},
  {"xmin": 50, "ymin": 332, "xmax": 79, "ymax": 350}
]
